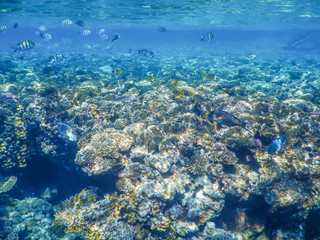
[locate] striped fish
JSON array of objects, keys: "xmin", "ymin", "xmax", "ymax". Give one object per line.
[
  {"xmin": 80, "ymin": 29, "xmax": 91, "ymax": 36},
  {"xmin": 200, "ymin": 32, "xmax": 214, "ymax": 42},
  {"xmin": 40, "ymin": 32, "xmax": 52, "ymax": 41},
  {"xmin": 98, "ymin": 29, "xmax": 109, "ymax": 41},
  {"xmin": 14, "ymin": 40, "xmax": 35, "ymax": 52},
  {"xmin": 50, "ymin": 54, "xmax": 64, "ymax": 64},
  {"xmin": 0, "ymin": 26, "xmax": 8, "ymax": 33},
  {"xmin": 61, "ymin": 19, "xmax": 73, "ymax": 25}
]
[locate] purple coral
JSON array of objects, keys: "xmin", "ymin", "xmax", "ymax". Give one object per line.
[
  {"xmin": 0, "ymin": 92, "xmax": 17, "ymax": 104},
  {"xmin": 254, "ymin": 138, "xmax": 262, "ymax": 149},
  {"xmin": 212, "ymin": 142, "xmax": 225, "ymax": 151}
]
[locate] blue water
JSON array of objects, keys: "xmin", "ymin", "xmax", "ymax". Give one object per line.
[{"xmin": 1, "ymin": 0, "xmax": 320, "ymax": 239}]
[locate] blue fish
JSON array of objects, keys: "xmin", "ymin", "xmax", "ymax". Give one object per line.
[
  {"xmin": 268, "ymin": 136, "xmax": 287, "ymax": 154},
  {"xmin": 207, "ymin": 110, "xmax": 252, "ymax": 134},
  {"xmin": 111, "ymin": 32, "xmax": 120, "ymax": 42},
  {"xmin": 50, "ymin": 114, "xmax": 77, "ymax": 142}
]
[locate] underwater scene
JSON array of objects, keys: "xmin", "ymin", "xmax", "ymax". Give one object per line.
[{"xmin": 1, "ymin": 0, "xmax": 320, "ymax": 239}]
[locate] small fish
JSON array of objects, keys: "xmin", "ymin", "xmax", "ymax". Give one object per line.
[
  {"xmin": 249, "ymin": 53, "xmax": 256, "ymax": 60},
  {"xmin": 0, "ymin": 26, "xmax": 8, "ymax": 33},
  {"xmin": 173, "ymin": 87, "xmax": 195, "ymax": 99},
  {"xmin": 38, "ymin": 25, "xmax": 48, "ymax": 31},
  {"xmin": 201, "ymin": 72, "xmax": 219, "ymax": 81},
  {"xmin": 200, "ymin": 32, "xmax": 214, "ymax": 42},
  {"xmin": 158, "ymin": 27, "xmax": 167, "ymax": 33},
  {"xmin": 75, "ymin": 20, "xmax": 85, "ymax": 26},
  {"xmin": 113, "ymin": 68, "xmax": 122, "ymax": 75},
  {"xmin": 51, "ymin": 114, "xmax": 77, "ymax": 142},
  {"xmin": 199, "ymin": 87, "xmax": 204, "ymax": 94},
  {"xmin": 13, "ymin": 23, "xmax": 18, "ymax": 29},
  {"xmin": 207, "ymin": 110, "xmax": 252, "ymax": 134},
  {"xmin": 49, "ymin": 54, "xmax": 64, "ymax": 64},
  {"xmin": 111, "ymin": 32, "xmax": 120, "ymax": 42},
  {"xmin": 61, "ymin": 19, "xmax": 73, "ymax": 25},
  {"xmin": 40, "ymin": 32, "xmax": 52, "ymax": 41},
  {"xmin": 268, "ymin": 136, "xmax": 287, "ymax": 154},
  {"xmin": 138, "ymin": 49, "xmax": 154, "ymax": 58},
  {"xmin": 127, "ymin": 95, "xmax": 138, "ymax": 102},
  {"xmin": 170, "ymin": 80, "xmax": 178, "ymax": 90},
  {"xmin": 13, "ymin": 40, "xmax": 35, "ymax": 52},
  {"xmin": 148, "ymin": 75, "xmax": 154, "ymax": 81},
  {"xmin": 80, "ymin": 29, "xmax": 91, "ymax": 36},
  {"xmin": 98, "ymin": 29, "xmax": 109, "ymax": 41}
]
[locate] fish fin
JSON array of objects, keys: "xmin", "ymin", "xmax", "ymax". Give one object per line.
[
  {"xmin": 201, "ymin": 72, "xmax": 206, "ymax": 77},
  {"xmin": 207, "ymin": 111, "xmax": 216, "ymax": 124},
  {"xmin": 254, "ymin": 130, "xmax": 260, "ymax": 138},
  {"xmin": 243, "ymin": 122, "xmax": 253, "ymax": 135},
  {"xmin": 50, "ymin": 113, "xmax": 58, "ymax": 124},
  {"xmin": 58, "ymin": 134, "xmax": 68, "ymax": 140}
]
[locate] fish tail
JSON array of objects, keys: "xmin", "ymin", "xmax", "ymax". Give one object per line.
[
  {"xmin": 243, "ymin": 122, "xmax": 253, "ymax": 134},
  {"xmin": 50, "ymin": 113, "xmax": 58, "ymax": 124}
]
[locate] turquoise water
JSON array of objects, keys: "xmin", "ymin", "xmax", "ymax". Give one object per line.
[{"xmin": 1, "ymin": 1, "xmax": 320, "ymax": 240}]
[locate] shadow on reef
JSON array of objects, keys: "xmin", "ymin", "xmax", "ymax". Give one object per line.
[
  {"xmin": 7, "ymin": 153, "xmax": 118, "ymax": 205},
  {"xmin": 305, "ymin": 209, "xmax": 320, "ymax": 240},
  {"xmin": 228, "ymin": 146, "xmax": 261, "ymax": 172},
  {"xmin": 214, "ymin": 194, "xmax": 307, "ymax": 239}
]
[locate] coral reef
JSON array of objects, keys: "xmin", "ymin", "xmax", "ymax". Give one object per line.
[
  {"xmin": 75, "ymin": 129, "xmax": 133, "ymax": 175},
  {"xmin": 1, "ymin": 197, "xmax": 63, "ymax": 240},
  {"xmin": 0, "ymin": 92, "xmax": 28, "ymax": 170},
  {"xmin": 1, "ymin": 49, "xmax": 320, "ymax": 239},
  {"xmin": 54, "ymin": 190, "xmax": 136, "ymax": 240}
]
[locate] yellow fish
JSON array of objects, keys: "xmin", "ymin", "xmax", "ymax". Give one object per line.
[
  {"xmin": 148, "ymin": 75, "xmax": 154, "ymax": 81},
  {"xmin": 113, "ymin": 68, "xmax": 122, "ymax": 75},
  {"xmin": 180, "ymin": 87, "xmax": 184, "ymax": 96},
  {"xmin": 200, "ymin": 87, "xmax": 204, "ymax": 94},
  {"xmin": 170, "ymin": 80, "xmax": 178, "ymax": 90},
  {"xmin": 201, "ymin": 72, "xmax": 218, "ymax": 81}
]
